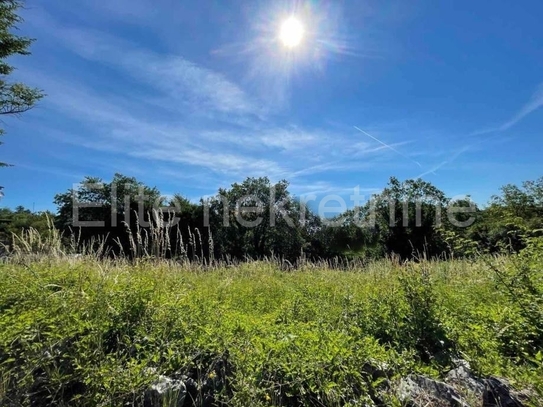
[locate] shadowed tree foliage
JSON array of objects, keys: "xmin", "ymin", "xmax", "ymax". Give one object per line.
[
  {"xmin": 166, "ymin": 193, "xmax": 210, "ymax": 260},
  {"xmin": 471, "ymin": 177, "xmax": 543, "ymax": 253},
  {"xmin": 322, "ymin": 178, "xmax": 450, "ymax": 260},
  {"xmin": 47, "ymin": 173, "xmax": 543, "ymax": 261},
  {"xmin": 436, "ymin": 197, "xmax": 481, "ymax": 257},
  {"xmin": 168, "ymin": 194, "xmax": 202, "ymax": 230},
  {"xmin": 0, "ymin": 205, "xmax": 53, "ymax": 248},
  {"xmin": 369, "ymin": 177, "xmax": 449, "ymax": 259},
  {"xmin": 205, "ymin": 177, "xmax": 310, "ymax": 261},
  {"xmin": 54, "ymin": 174, "xmax": 162, "ymax": 229},
  {"xmin": 0, "ymin": 0, "xmax": 44, "ymax": 167},
  {"xmin": 54, "ymin": 173, "xmax": 163, "ymax": 255},
  {"xmin": 317, "ymin": 206, "xmax": 382, "ymax": 260}
]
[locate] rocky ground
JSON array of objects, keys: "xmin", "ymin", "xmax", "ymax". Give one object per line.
[{"xmin": 144, "ymin": 358, "xmax": 536, "ymax": 407}]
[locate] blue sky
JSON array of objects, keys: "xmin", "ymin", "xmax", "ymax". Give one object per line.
[{"xmin": 1, "ymin": 0, "xmax": 542, "ymax": 211}]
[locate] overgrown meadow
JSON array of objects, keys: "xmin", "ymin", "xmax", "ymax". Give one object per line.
[
  {"xmin": 0, "ymin": 0, "xmax": 542, "ymax": 405},
  {"xmin": 1, "ymin": 236, "xmax": 542, "ymax": 406}
]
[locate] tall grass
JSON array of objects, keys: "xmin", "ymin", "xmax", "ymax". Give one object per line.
[{"xmin": 0, "ymin": 228, "xmax": 542, "ymax": 406}]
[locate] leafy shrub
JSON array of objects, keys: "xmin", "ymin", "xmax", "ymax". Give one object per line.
[
  {"xmin": 397, "ymin": 264, "xmax": 453, "ymax": 363},
  {"xmin": 490, "ymin": 236, "xmax": 543, "ymax": 361}
]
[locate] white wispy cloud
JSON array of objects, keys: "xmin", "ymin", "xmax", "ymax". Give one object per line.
[
  {"xmin": 19, "ymin": 70, "xmax": 307, "ymax": 180},
  {"xmin": 354, "ymin": 126, "xmax": 421, "ymax": 167},
  {"xmin": 43, "ymin": 27, "xmax": 262, "ymax": 118},
  {"xmin": 15, "ymin": 4, "xmax": 419, "ymax": 196},
  {"xmin": 419, "ymin": 83, "xmax": 543, "ymax": 179},
  {"xmin": 16, "ymin": 164, "xmax": 84, "ymax": 180},
  {"xmin": 500, "ymin": 83, "xmax": 543, "ymax": 131},
  {"xmin": 198, "ymin": 126, "xmax": 322, "ymax": 152},
  {"xmin": 290, "ymin": 181, "xmax": 381, "ymax": 197},
  {"xmin": 417, "ymin": 142, "xmax": 483, "ymax": 178},
  {"xmin": 130, "ymin": 148, "xmax": 284, "ymax": 177},
  {"xmin": 21, "ymin": 67, "xmax": 403, "ymax": 185},
  {"xmin": 468, "ymin": 82, "xmax": 543, "ymax": 137}
]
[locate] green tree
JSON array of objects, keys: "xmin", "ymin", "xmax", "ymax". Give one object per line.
[
  {"xmin": 490, "ymin": 177, "xmax": 543, "ymax": 222},
  {"xmin": 369, "ymin": 177, "xmax": 449, "ymax": 259},
  {"xmin": 308, "ymin": 178, "xmax": 453, "ymax": 260},
  {"xmin": 474, "ymin": 177, "xmax": 543, "ymax": 253},
  {"xmin": 319, "ymin": 207, "xmax": 382, "ymax": 259},
  {"xmin": 53, "ymin": 174, "xmax": 163, "ymax": 256},
  {"xmin": 0, "ymin": 206, "xmax": 53, "ymax": 246},
  {"xmin": 54, "ymin": 173, "xmax": 162, "ymax": 229},
  {"xmin": 205, "ymin": 177, "xmax": 309, "ymax": 260},
  {"xmin": 0, "ymin": 0, "xmax": 44, "ymax": 167},
  {"xmin": 437, "ymin": 197, "xmax": 481, "ymax": 257}
]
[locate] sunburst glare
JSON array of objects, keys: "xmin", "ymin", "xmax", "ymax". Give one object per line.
[
  {"xmin": 280, "ymin": 17, "xmax": 304, "ymax": 48},
  {"xmin": 211, "ymin": 2, "xmax": 361, "ymax": 106}
]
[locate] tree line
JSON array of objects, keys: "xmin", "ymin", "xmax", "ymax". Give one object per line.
[
  {"xmin": 0, "ymin": 2, "xmax": 541, "ymax": 261},
  {"xmin": 2, "ymin": 174, "xmax": 542, "ymax": 261}
]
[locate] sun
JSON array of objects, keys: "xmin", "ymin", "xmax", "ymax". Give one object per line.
[{"xmin": 279, "ymin": 17, "xmax": 304, "ymax": 48}]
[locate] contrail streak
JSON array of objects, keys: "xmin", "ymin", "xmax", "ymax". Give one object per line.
[{"xmin": 354, "ymin": 126, "xmax": 422, "ymax": 168}]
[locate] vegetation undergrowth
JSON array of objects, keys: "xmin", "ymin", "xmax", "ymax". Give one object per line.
[{"xmin": 1, "ymin": 240, "xmax": 543, "ymax": 406}]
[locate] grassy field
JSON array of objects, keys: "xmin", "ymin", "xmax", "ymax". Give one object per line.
[{"xmin": 1, "ymin": 249, "xmax": 542, "ymax": 406}]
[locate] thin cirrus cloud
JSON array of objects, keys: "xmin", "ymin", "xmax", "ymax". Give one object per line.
[
  {"xmin": 467, "ymin": 82, "xmax": 543, "ymax": 137},
  {"xmin": 47, "ymin": 31, "xmax": 262, "ymax": 118},
  {"xmin": 16, "ymin": 5, "xmax": 423, "ymax": 196},
  {"xmin": 499, "ymin": 83, "xmax": 543, "ymax": 131},
  {"xmin": 18, "ymin": 66, "xmax": 345, "ymax": 183},
  {"xmin": 28, "ymin": 70, "xmax": 332, "ymax": 180},
  {"xmin": 419, "ymin": 83, "xmax": 543, "ymax": 178}
]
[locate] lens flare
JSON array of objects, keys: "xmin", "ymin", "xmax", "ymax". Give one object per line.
[{"xmin": 279, "ymin": 17, "xmax": 304, "ymax": 48}]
